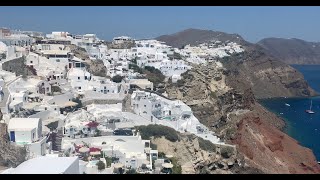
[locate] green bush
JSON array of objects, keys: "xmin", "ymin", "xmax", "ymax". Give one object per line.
[
  {"xmin": 198, "ymin": 137, "xmax": 216, "ymax": 152},
  {"xmin": 96, "ymin": 160, "xmax": 105, "ymax": 171},
  {"xmin": 51, "ymin": 85, "xmax": 61, "ymax": 93},
  {"xmin": 136, "ymin": 124, "xmax": 179, "ymax": 142},
  {"xmin": 112, "ymin": 75, "xmax": 124, "ymax": 83},
  {"xmin": 176, "ymin": 79, "xmax": 185, "ymax": 87},
  {"xmin": 150, "ymin": 142, "xmax": 157, "ymax": 150},
  {"xmin": 126, "ymin": 168, "xmax": 137, "ymax": 174},
  {"xmin": 170, "ymin": 157, "xmax": 182, "ymax": 174},
  {"xmin": 105, "ymin": 156, "xmax": 112, "ymax": 167},
  {"xmin": 220, "ymin": 146, "xmax": 234, "ymax": 159}
]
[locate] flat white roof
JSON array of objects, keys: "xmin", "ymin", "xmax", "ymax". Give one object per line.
[
  {"xmin": 8, "ymin": 118, "xmax": 40, "ymax": 131},
  {"xmin": 6, "ymin": 156, "xmax": 78, "ymax": 174}
]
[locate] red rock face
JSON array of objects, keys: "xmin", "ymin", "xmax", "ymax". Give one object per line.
[{"xmin": 232, "ymin": 112, "xmax": 320, "ymax": 174}]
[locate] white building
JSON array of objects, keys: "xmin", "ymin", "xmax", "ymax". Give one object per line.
[
  {"xmin": 7, "ymin": 118, "xmax": 47, "ymax": 157},
  {"xmin": 2, "ymin": 156, "xmax": 80, "ymax": 174},
  {"xmin": 67, "ymin": 68, "xmax": 92, "ymax": 93},
  {"xmin": 112, "ymin": 36, "xmax": 133, "ymax": 44},
  {"xmin": 62, "ymin": 135, "xmax": 157, "ymax": 171}
]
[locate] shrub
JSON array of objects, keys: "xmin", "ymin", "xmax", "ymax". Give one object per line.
[
  {"xmin": 51, "ymin": 85, "xmax": 61, "ymax": 93},
  {"xmin": 71, "ymin": 97, "xmax": 82, "ymax": 110},
  {"xmin": 112, "ymin": 75, "xmax": 124, "ymax": 83},
  {"xmin": 198, "ymin": 137, "xmax": 216, "ymax": 152},
  {"xmin": 96, "ymin": 160, "xmax": 105, "ymax": 171},
  {"xmin": 176, "ymin": 79, "xmax": 185, "ymax": 87},
  {"xmin": 105, "ymin": 156, "xmax": 112, "ymax": 167},
  {"xmin": 170, "ymin": 157, "xmax": 182, "ymax": 174},
  {"xmin": 136, "ymin": 124, "xmax": 179, "ymax": 142},
  {"xmin": 126, "ymin": 168, "xmax": 137, "ymax": 174},
  {"xmin": 94, "ymin": 129, "xmax": 101, "ymax": 137},
  {"xmin": 150, "ymin": 142, "xmax": 157, "ymax": 149},
  {"xmin": 220, "ymin": 146, "xmax": 234, "ymax": 159}
]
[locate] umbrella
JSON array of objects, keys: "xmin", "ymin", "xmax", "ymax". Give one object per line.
[
  {"xmin": 165, "ymin": 154, "xmax": 173, "ymax": 158},
  {"xmin": 60, "ymin": 101, "xmax": 78, "ymax": 108},
  {"xmin": 162, "ymin": 163, "xmax": 173, "ymax": 169},
  {"xmin": 114, "ymin": 163, "xmax": 124, "ymax": 169},
  {"xmin": 90, "ymin": 151, "xmax": 101, "ymax": 156},
  {"xmin": 79, "ymin": 147, "xmax": 89, "ymax": 153}
]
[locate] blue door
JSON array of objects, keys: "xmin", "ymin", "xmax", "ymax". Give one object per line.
[{"xmin": 10, "ymin": 131, "xmax": 15, "ymax": 142}]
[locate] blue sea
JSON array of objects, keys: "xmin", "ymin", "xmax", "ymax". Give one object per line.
[{"xmin": 260, "ymin": 65, "xmax": 320, "ymax": 161}]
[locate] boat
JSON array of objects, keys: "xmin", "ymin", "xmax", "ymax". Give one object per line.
[
  {"xmin": 285, "ymin": 103, "xmax": 290, "ymax": 107},
  {"xmin": 305, "ymin": 100, "xmax": 315, "ymax": 114}
]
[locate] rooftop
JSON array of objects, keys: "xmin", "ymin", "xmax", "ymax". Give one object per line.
[
  {"xmin": 2, "ymin": 156, "xmax": 79, "ymax": 174},
  {"xmin": 7, "ymin": 118, "xmax": 40, "ymax": 131}
]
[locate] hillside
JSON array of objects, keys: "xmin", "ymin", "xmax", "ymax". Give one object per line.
[
  {"xmin": 257, "ymin": 38, "xmax": 320, "ymax": 65},
  {"xmin": 161, "ymin": 28, "xmax": 320, "ymax": 173},
  {"xmin": 156, "ymin": 28, "xmax": 248, "ymax": 48}
]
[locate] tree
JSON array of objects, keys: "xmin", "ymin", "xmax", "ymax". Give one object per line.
[
  {"xmin": 96, "ymin": 160, "xmax": 106, "ymax": 171},
  {"xmin": 94, "ymin": 129, "xmax": 101, "ymax": 137},
  {"xmin": 105, "ymin": 156, "xmax": 112, "ymax": 167},
  {"xmin": 112, "ymin": 75, "xmax": 124, "ymax": 83},
  {"xmin": 126, "ymin": 168, "xmax": 137, "ymax": 174}
]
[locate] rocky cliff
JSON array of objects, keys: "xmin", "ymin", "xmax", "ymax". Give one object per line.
[
  {"xmin": 221, "ymin": 45, "xmax": 317, "ymax": 99},
  {"xmin": 161, "ymin": 28, "xmax": 320, "ymax": 173},
  {"xmin": 164, "ymin": 62, "xmax": 320, "ymax": 173}
]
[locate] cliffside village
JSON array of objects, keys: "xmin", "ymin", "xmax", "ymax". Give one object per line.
[{"xmin": 0, "ymin": 28, "xmax": 243, "ymax": 174}]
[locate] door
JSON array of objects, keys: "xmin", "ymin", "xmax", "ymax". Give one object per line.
[{"xmin": 10, "ymin": 131, "xmax": 15, "ymax": 142}]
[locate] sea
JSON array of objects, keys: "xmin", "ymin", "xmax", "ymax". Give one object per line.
[{"xmin": 260, "ymin": 65, "xmax": 320, "ymax": 161}]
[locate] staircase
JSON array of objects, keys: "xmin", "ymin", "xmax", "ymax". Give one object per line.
[{"xmin": 51, "ymin": 128, "xmax": 63, "ymax": 151}]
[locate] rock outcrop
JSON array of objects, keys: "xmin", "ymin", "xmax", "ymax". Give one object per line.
[
  {"xmin": 150, "ymin": 133, "xmax": 263, "ymax": 174},
  {"xmin": 231, "ymin": 104, "xmax": 320, "ymax": 174}
]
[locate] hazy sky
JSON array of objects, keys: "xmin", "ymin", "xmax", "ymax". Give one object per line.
[{"xmin": 1, "ymin": 6, "xmax": 320, "ymax": 43}]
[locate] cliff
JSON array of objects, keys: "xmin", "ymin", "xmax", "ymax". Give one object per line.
[{"xmin": 222, "ymin": 45, "xmax": 317, "ymax": 99}]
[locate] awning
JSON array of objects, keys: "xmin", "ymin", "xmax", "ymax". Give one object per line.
[
  {"xmin": 165, "ymin": 154, "xmax": 173, "ymax": 158},
  {"xmin": 60, "ymin": 101, "xmax": 78, "ymax": 108},
  {"xmin": 162, "ymin": 163, "xmax": 173, "ymax": 169},
  {"xmin": 79, "ymin": 147, "xmax": 89, "ymax": 153},
  {"xmin": 90, "ymin": 151, "xmax": 101, "ymax": 156}
]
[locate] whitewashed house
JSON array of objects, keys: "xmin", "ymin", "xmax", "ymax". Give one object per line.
[{"xmin": 7, "ymin": 118, "xmax": 47, "ymax": 157}]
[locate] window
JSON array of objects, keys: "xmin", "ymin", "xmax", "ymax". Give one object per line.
[
  {"xmin": 54, "ymin": 108, "xmax": 56, "ymax": 110},
  {"xmin": 56, "ymin": 59, "xmax": 60, "ymax": 62},
  {"xmin": 144, "ymin": 105, "xmax": 146, "ymax": 107},
  {"xmin": 30, "ymin": 61, "xmax": 33, "ymax": 63},
  {"xmin": 45, "ymin": 107, "xmax": 47, "ymax": 110},
  {"xmin": 78, "ymin": 77, "xmax": 80, "ymax": 80},
  {"xmin": 78, "ymin": 87, "xmax": 81, "ymax": 90}
]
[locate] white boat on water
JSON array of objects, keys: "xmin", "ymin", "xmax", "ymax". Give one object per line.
[
  {"xmin": 285, "ymin": 103, "xmax": 290, "ymax": 107},
  {"xmin": 306, "ymin": 100, "xmax": 315, "ymax": 114}
]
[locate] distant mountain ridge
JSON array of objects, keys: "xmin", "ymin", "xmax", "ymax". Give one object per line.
[
  {"xmin": 257, "ymin": 38, "xmax": 320, "ymax": 64},
  {"xmin": 156, "ymin": 28, "xmax": 247, "ymax": 48}
]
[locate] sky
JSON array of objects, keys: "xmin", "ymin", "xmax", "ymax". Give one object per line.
[{"xmin": 1, "ymin": 6, "xmax": 320, "ymax": 43}]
